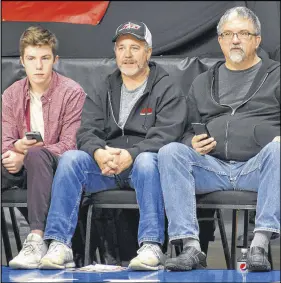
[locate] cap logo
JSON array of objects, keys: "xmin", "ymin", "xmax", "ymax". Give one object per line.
[{"xmin": 119, "ymin": 22, "xmax": 141, "ymax": 32}]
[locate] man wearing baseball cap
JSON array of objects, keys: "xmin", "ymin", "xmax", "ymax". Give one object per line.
[{"xmin": 38, "ymin": 20, "xmax": 187, "ymax": 271}]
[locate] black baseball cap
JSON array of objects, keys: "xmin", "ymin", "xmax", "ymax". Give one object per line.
[{"xmin": 112, "ymin": 20, "xmax": 152, "ymax": 47}]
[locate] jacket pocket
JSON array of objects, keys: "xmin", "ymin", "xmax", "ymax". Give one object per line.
[{"xmin": 253, "ymin": 124, "xmax": 280, "ymax": 147}]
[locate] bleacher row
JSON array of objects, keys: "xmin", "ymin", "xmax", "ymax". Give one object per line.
[{"xmin": 1, "ymin": 48, "xmax": 278, "ymax": 269}]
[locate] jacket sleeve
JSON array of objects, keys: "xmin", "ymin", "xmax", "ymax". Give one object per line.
[
  {"xmin": 181, "ymin": 84, "xmax": 201, "ymax": 147},
  {"xmin": 1, "ymin": 89, "xmax": 20, "ymax": 154},
  {"xmin": 127, "ymin": 82, "xmax": 187, "ymax": 160},
  {"xmin": 43, "ymin": 89, "xmax": 86, "ymax": 155},
  {"xmin": 76, "ymin": 90, "xmax": 107, "ymax": 157}
]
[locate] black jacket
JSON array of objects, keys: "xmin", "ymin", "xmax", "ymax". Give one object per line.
[
  {"xmin": 182, "ymin": 55, "xmax": 280, "ymax": 161},
  {"xmin": 77, "ymin": 61, "xmax": 187, "ymax": 160}
]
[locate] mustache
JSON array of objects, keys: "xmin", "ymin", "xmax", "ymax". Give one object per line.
[
  {"xmin": 122, "ymin": 60, "xmax": 136, "ymax": 64},
  {"xmin": 230, "ymin": 46, "xmax": 244, "ymax": 51}
]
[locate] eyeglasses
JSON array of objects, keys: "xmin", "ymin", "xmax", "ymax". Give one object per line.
[{"xmin": 220, "ymin": 31, "xmax": 257, "ymax": 40}]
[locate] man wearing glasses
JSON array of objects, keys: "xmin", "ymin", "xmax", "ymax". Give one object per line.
[{"xmin": 158, "ymin": 7, "xmax": 280, "ymax": 271}]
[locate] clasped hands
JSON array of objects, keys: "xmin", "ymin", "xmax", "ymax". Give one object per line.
[{"xmin": 94, "ymin": 146, "xmax": 133, "ymax": 176}]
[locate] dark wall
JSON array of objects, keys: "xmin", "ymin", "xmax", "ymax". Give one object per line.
[{"xmin": 2, "ymin": 1, "xmax": 280, "ymax": 58}]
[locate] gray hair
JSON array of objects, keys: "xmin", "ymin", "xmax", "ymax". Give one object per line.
[{"xmin": 217, "ymin": 6, "xmax": 261, "ymax": 36}]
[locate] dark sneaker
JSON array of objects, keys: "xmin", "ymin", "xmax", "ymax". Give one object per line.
[
  {"xmin": 165, "ymin": 246, "xmax": 207, "ymax": 271},
  {"xmin": 247, "ymin": 246, "xmax": 271, "ymax": 272}
]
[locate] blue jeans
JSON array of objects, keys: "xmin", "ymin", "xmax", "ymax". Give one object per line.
[
  {"xmin": 158, "ymin": 142, "xmax": 280, "ymax": 242},
  {"xmin": 44, "ymin": 150, "xmax": 165, "ymax": 247}
]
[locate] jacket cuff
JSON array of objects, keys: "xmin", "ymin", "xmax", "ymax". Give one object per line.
[
  {"xmin": 127, "ymin": 147, "xmax": 140, "ymax": 161},
  {"xmin": 85, "ymin": 145, "xmax": 105, "ymax": 159}
]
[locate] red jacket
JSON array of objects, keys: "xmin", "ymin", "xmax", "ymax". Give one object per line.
[{"xmin": 2, "ymin": 71, "xmax": 86, "ymax": 156}]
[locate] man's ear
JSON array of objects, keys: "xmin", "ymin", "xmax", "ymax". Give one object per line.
[
  {"xmin": 255, "ymin": 35, "xmax": 262, "ymax": 49},
  {"xmin": 146, "ymin": 47, "xmax": 152, "ymax": 61},
  {"xmin": 53, "ymin": 55, "xmax": 59, "ymax": 64},
  {"xmin": 20, "ymin": 56, "xmax": 25, "ymax": 67}
]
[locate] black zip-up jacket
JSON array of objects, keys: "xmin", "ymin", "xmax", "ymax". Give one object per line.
[
  {"xmin": 182, "ymin": 55, "xmax": 280, "ymax": 161},
  {"xmin": 77, "ymin": 62, "xmax": 187, "ymax": 160}
]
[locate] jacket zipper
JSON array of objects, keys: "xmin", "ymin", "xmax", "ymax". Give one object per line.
[
  {"xmin": 108, "ymin": 90, "xmax": 149, "ymax": 143},
  {"xmin": 108, "ymin": 91, "xmax": 122, "ymax": 131},
  {"xmin": 210, "ymin": 77, "xmax": 233, "ymax": 159},
  {"xmin": 210, "ymin": 73, "xmax": 268, "ymax": 159}
]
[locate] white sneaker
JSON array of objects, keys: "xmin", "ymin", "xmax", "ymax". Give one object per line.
[
  {"xmin": 39, "ymin": 240, "xmax": 75, "ymax": 269},
  {"xmin": 128, "ymin": 243, "xmax": 166, "ymax": 271},
  {"xmin": 9, "ymin": 233, "xmax": 48, "ymax": 269}
]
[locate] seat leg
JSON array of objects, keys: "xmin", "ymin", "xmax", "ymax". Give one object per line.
[
  {"xmin": 9, "ymin": 207, "xmax": 22, "ymax": 252},
  {"xmin": 174, "ymin": 244, "xmax": 182, "ymax": 256},
  {"xmin": 167, "ymin": 242, "xmax": 174, "ymax": 258},
  {"xmin": 112, "ymin": 210, "xmax": 122, "ymax": 265},
  {"xmin": 216, "ymin": 209, "xmax": 231, "ymax": 269},
  {"xmin": 17, "ymin": 207, "xmax": 29, "ymax": 224},
  {"xmin": 1, "ymin": 207, "xmax": 13, "ymax": 265},
  {"xmin": 268, "ymin": 242, "xmax": 273, "ymax": 269},
  {"xmin": 243, "ymin": 210, "xmax": 249, "ymax": 248},
  {"xmin": 84, "ymin": 204, "xmax": 93, "ymax": 266},
  {"xmin": 231, "ymin": 209, "xmax": 238, "ymax": 269}
]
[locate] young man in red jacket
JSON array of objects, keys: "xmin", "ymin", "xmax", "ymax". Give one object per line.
[{"xmin": 2, "ymin": 26, "xmax": 86, "ymax": 269}]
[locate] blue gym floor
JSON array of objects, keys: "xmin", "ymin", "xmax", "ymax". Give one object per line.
[{"xmin": 2, "ymin": 266, "xmax": 280, "ymax": 282}]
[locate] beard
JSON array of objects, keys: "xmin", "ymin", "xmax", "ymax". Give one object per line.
[
  {"xmin": 229, "ymin": 47, "xmax": 245, "ymax": 63},
  {"xmin": 119, "ymin": 61, "xmax": 147, "ymax": 77}
]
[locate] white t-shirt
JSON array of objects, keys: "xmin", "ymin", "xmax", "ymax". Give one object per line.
[{"xmin": 30, "ymin": 90, "xmax": 44, "ymax": 140}]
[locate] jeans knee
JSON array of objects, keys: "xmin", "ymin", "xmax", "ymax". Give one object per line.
[
  {"xmin": 263, "ymin": 142, "xmax": 280, "ymax": 162},
  {"xmin": 133, "ymin": 152, "xmax": 157, "ymax": 175},
  {"xmin": 158, "ymin": 142, "xmax": 191, "ymax": 161},
  {"xmin": 159, "ymin": 142, "xmax": 181, "ymax": 158},
  {"xmin": 59, "ymin": 150, "xmax": 90, "ymax": 168}
]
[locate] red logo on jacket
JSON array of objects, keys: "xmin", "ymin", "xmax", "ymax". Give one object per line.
[{"xmin": 140, "ymin": 108, "xmax": 152, "ymax": 115}]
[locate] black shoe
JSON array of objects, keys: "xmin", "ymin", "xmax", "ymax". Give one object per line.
[
  {"xmin": 247, "ymin": 247, "xmax": 271, "ymax": 272},
  {"xmin": 165, "ymin": 246, "xmax": 207, "ymax": 271}
]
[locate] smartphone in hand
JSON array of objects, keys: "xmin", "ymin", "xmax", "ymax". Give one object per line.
[
  {"xmin": 25, "ymin": 131, "xmax": 43, "ymax": 142},
  {"xmin": 191, "ymin": 123, "xmax": 211, "ymax": 138}
]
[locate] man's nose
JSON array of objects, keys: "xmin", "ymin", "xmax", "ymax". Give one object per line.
[
  {"xmin": 36, "ymin": 59, "xmax": 43, "ymax": 69},
  {"xmin": 232, "ymin": 33, "xmax": 241, "ymax": 43},
  {"xmin": 124, "ymin": 48, "xmax": 132, "ymax": 57}
]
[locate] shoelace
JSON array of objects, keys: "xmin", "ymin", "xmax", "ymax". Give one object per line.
[{"xmin": 22, "ymin": 240, "xmax": 41, "ymax": 255}]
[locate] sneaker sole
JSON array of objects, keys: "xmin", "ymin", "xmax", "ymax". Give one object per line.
[
  {"xmin": 39, "ymin": 259, "xmax": 75, "ymax": 270},
  {"xmin": 165, "ymin": 262, "xmax": 206, "ymax": 271},
  {"xmin": 129, "ymin": 258, "xmax": 163, "ymax": 271},
  {"xmin": 9, "ymin": 261, "xmax": 39, "ymax": 269}
]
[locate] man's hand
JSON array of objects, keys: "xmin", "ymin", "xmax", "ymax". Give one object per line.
[
  {"xmin": 102, "ymin": 146, "xmax": 121, "ymax": 175},
  {"xmin": 14, "ymin": 137, "xmax": 44, "ymax": 154},
  {"xmin": 114, "ymin": 149, "xmax": 133, "ymax": 175},
  {"xmin": 273, "ymin": 136, "xmax": 280, "ymax": 142},
  {"xmin": 2, "ymin": 150, "xmax": 25, "ymax": 174},
  {"xmin": 191, "ymin": 134, "xmax": 217, "ymax": 155},
  {"xmin": 94, "ymin": 148, "xmax": 119, "ymax": 176}
]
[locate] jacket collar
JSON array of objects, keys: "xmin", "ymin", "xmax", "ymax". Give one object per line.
[{"xmin": 210, "ymin": 50, "xmax": 278, "ymax": 104}]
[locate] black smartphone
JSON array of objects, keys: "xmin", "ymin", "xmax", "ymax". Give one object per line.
[
  {"xmin": 192, "ymin": 123, "xmax": 211, "ymax": 137},
  {"xmin": 25, "ymin": 131, "xmax": 43, "ymax": 142}
]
